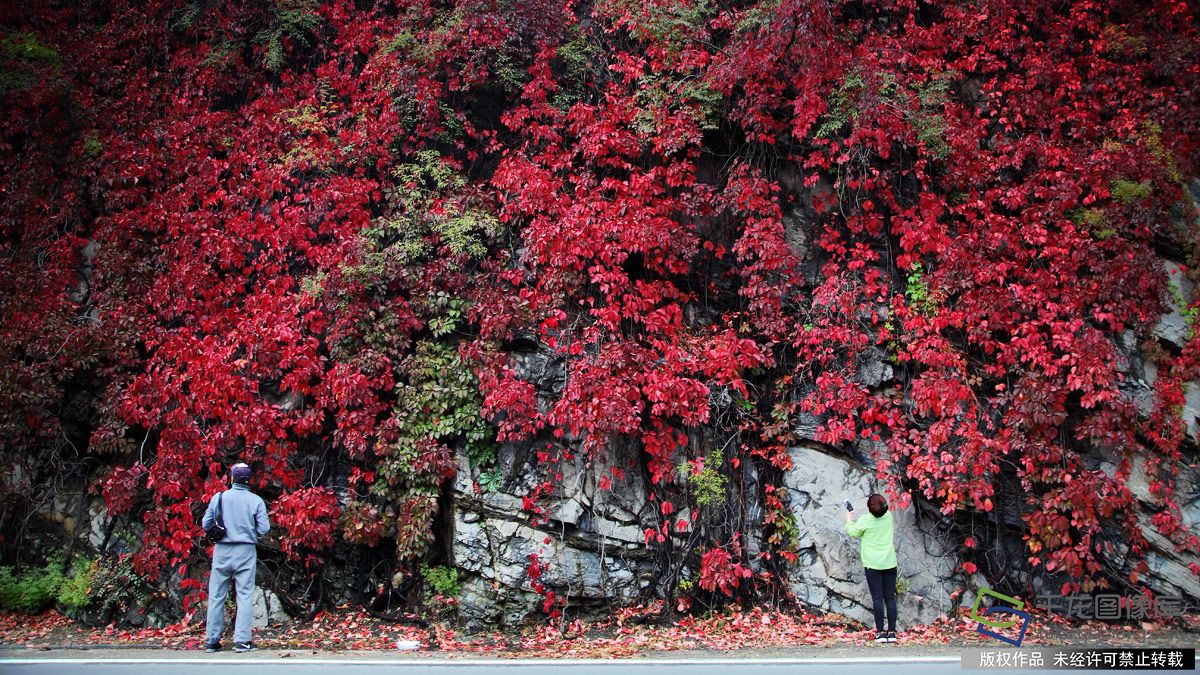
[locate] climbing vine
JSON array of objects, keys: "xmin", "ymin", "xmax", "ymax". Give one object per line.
[{"xmin": 1, "ymin": 0, "xmax": 1198, "ymax": 620}]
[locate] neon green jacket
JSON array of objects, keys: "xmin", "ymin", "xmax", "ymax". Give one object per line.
[{"xmin": 846, "ymin": 510, "xmax": 897, "ymax": 570}]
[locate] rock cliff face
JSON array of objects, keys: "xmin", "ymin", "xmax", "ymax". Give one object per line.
[
  {"xmin": 448, "ymin": 433, "xmax": 1198, "ymax": 632},
  {"xmin": 781, "ymin": 445, "xmax": 962, "ymax": 627},
  {"xmin": 14, "ymin": 253, "xmax": 1199, "ymax": 633},
  {"xmin": 23, "ymin": 253, "xmax": 1200, "ymax": 632},
  {"xmin": 1111, "ymin": 256, "xmax": 1200, "ymax": 604},
  {"xmin": 1131, "ymin": 459, "xmax": 1200, "ymax": 602},
  {"xmin": 449, "ymin": 438, "xmax": 969, "ymax": 630},
  {"xmin": 443, "ymin": 252, "xmax": 1199, "ymax": 632},
  {"xmin": 452, "ymin": 441, "xmax": 660, "ymax": 631}
]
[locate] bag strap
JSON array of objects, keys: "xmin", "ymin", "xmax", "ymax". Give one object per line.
[{"xmin": 215, "ymin": 491, "xmax": 224, "ymax": 523}]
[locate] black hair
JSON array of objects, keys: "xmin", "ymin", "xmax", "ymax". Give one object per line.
[{"xmin": 867, "ymin": 493, "xmax": 889, "ymax": 517}]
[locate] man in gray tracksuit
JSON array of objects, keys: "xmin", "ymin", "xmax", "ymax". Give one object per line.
[{"xmin": 203, "ymin": 462, "xmax": 270, "ymax": 653}]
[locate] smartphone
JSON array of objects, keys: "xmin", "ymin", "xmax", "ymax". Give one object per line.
[{"xmin": 844, "ymin": 499, "xmax": 853, "ymax": 512}]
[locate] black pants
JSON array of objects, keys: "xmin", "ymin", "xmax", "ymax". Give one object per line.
[{"xmin": 864, "ymin": 567, "xmax": 897, "ymax": 632}]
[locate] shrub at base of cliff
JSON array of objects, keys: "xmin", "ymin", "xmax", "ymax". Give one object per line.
[{"xmin": 0, "ymin": 552, "xmax": 154, "ymax": 626}]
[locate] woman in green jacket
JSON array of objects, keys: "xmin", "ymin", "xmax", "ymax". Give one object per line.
[{"xmin": 846, "ymin": 493, "xmax": 898, "ymax": 643}]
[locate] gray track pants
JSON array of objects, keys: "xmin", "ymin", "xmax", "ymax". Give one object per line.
[{"xmin": 205, "ymin": 543, "xmax": 257, "ymax": 644}]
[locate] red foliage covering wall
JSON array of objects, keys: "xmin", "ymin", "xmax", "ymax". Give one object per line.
[{"xmin": 1, "ymin": 0, "xmax": 1197, "ymax": 609}]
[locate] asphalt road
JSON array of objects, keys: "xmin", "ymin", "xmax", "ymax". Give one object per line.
[{"xmin": 0, "ymin": 655, "xmax": 1092, "ymax": 675}]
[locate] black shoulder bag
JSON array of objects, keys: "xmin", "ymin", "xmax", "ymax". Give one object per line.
[{"xmin": 204, "ymin": 492, "xmax": 227, "ymax": 544}]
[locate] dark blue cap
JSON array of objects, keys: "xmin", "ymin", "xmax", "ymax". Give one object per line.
[{"xmin": 230, "ymin": 463, "xmax": 252, "ymax": 483}]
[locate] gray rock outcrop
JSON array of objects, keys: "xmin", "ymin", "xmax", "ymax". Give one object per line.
[
  {"xmin": 451, "ymin": 440, "xmax": 659, "ymax": 631},
  {"xmin": 783, "ymin": 444, "xmax": 962, "ymax": 627},
  {"xmin": 252, "ymin": 587, "xmax": 290, "ymax": 628},
  {"xmin": 450, "ymin": 436, "xmax": 970, "ymax": 630}
]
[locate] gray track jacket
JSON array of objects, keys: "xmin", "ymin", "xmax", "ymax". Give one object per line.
[{"xmin": 202, "ymin": 483, "xmax": 270, "ymax": 544}]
